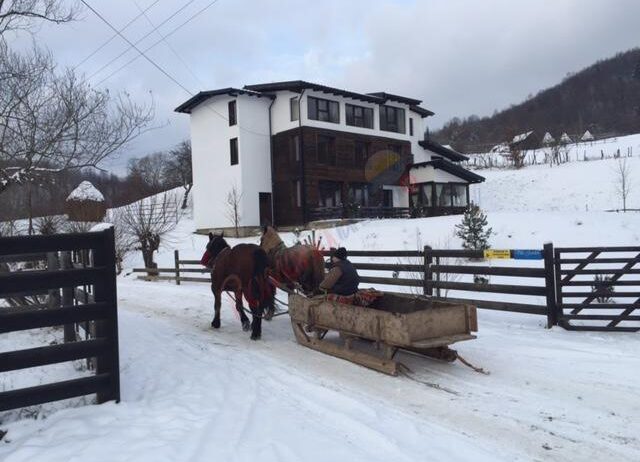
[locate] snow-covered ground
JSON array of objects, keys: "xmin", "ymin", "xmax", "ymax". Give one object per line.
[{"xmin": 2, "ymin": 151, "xmax": 640, "ymax": 461}]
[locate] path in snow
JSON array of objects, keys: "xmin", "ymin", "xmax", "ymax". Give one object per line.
[{"xmin": 2, "ymin": 277, "xmax": 638, "ymax": 461}]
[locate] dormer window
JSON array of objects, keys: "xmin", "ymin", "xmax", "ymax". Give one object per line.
[{"xmin": 380, "ymin": 105, "xmax": 405, "ymax": 134}]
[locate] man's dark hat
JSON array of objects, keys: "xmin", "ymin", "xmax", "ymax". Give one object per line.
[{"xmin": 332, "ymin": 247, "xmax": 347, "ymax": 260}]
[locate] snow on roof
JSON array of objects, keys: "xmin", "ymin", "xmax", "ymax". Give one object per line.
[
  {"xmin": 66, "ymin": 181, "xmax": 105, "ymax": 203},
  {"xmin": 560, "ymin": 133, "xmax": 573, "ymax": 144},
  {"xmin": 542, "ymin": 132, "xmax": 555, "ymax": 144},
  {"xmin": 581, "ymin": 130, "xmax": 594, "ymax": 141},
  {"xmin": 512, "ymin": 131, "xmax": 533, "ymax": 144},
  {"xmin": 491, "ymin": 142, "xmax": 510, "ymax": 153}
]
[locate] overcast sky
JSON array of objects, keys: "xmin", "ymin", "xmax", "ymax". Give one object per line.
[{"xmin": 10, "ymin": 0, "xmax": 640, "ymax": 174}]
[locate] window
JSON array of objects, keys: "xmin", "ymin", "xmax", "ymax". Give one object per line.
[
  {"xmin": 290, "ymin": 135, "xmax": 300, "ymax": 163},
  {"xmin": 354, "ymin": 140, "xmax": 369, "ymax": 165},
  {"xmin": 295, "ymin": 180, "xmax": 302, "ymax": 207},
  {"xmin": 316, "ymin": 135, "xmax": 335, "ymax": 165},
  {"xmin": 229, "ymin": 138, "xmax": 238, "ymax": 165},
  {"xmin": 421, "ymin": 184, "xmax": 433, "ymax": 206},
  {"xmin": 409, "ymin": 118, "xmax": 414, "ymax": 136},
  {"xmin": 382, "ymin": 190, "xmax": 393, "ymax": 207},
  {"xmin": 346, "ymin": 104, "xmax": 373, "ymax": 128},
  {"xmin": 436, "ymin": 184, "xmax": 450, "ymax": 207},
  {"xmin": 290, "ymin": 97, "xmax": 299, "ymax": 121},
  {"xmin": 387, "ymin": 144, "xmax": 402, "ymax": 171},
  {"xmin": 348, "ymin": 183, "xmax": 369, "ymax": 206},
  {"xmin": 318, "ymin": 181, "xmax": 342, "ymax": 207},
  {"xmin": 452, "ymin": 184, "xmax": 468, "ymax": 207},
  {"xmin": 379, "ymin": 105, "xmax": 406, "ymax": 133},
  {"xmin": 228, "ymin": 100, "xmax": 236, "ymax": 126},
  {"xmin": 308, "ymin": 96, "xmax": 339, "ymax": 123}
]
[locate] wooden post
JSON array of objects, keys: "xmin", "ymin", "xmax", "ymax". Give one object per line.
[
  {"xmin": 93, "ymin": 228, "xmax": 120, "ymax": 404},
  {"xmin": 423, "ymin": 245, "xmax": 432, "ymax": 296},
  {"xmin": 435, "ymin": 256, "xmax": 441, "ymax": 298},
  {"xmin": 543, "ymin": 242, "xmax": 557, "ymax": 328},
  {"xmin": 174, "ymin": 249, "xmax": 181, "ymax": 285},
  {"xmin": 46, "ymin": 252, "xmax": 61, "ymax": 310},
  {"xmin": 60, "ymin": 251, "xmax": 76, "ymax": 343}
]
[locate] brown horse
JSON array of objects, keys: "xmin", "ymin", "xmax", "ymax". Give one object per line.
[
  {"xmin": 201, "ymin": 233, "xmax": 274, "ymax": 340},
  {"xmin": 260, "ymin": 226, "xmax": 325, "ymax": 295}
]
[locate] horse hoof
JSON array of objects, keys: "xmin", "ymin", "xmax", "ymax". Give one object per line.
[
  {"xmin": 211, "ymin": 319, "xmax": 221, "ymax": 329},
  {"xmin": 250, "ymin": 333, "xmax": 261, "ymax": 340},
  {"xmin": 242, "ymin": 320, "xmax": 251, "ymax": 331}
]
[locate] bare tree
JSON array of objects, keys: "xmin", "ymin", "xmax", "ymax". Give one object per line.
[
  {"xmin": 164, "ymin": 140, "xmax": 192, "ymax": 209},
  {"xmin": 614, "ymin": 157, "xmax": 632, "ymax": 212},
  {"xmin": 505, "ymin": 144, "xmax": 526, "ymax": 169},
  {"xmin": 127, "ymin": 152, "xmax": 169, "ymax": 195},
  {"xmin": 0, "ymin": 44, "xmax": 155, "ymax": 231},
  {"xmin": 119, "ymin": 191, "xmax": 178, "ymax": 274},
  {"xmin": 105, "ymin": 209, "xmax": 136, "ymax": 274},
  {"xmin": 0, "ymin": 0, "xmax": 78, "ymax": 38},
  {"xmin": 225, "ymin": 185, "xmax": 242, "ymax": 237}
]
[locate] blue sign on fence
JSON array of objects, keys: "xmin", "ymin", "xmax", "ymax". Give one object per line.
[{"xmin": 512, "ymin": 249, "xmax": 543, "ymax": 260}]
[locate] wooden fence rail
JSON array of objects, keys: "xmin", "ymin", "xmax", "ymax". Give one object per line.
[
  {"xmin": 0, "ymin": 228, "xmax": 120, "ymax": 412},
  {"xmin": 133, "ymin": 244, "xmax": 639, "ymax": 332}
]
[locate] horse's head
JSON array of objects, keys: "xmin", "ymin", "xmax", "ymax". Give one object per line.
[
  {"xmin": 200, "ymin": 232, "xmax": 229, "ymax": 268},
  {"xmin": 260, "ymin": 225, "xmax": 282, "ymax": 253}
]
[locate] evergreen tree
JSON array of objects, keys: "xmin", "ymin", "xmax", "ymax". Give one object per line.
[
  {"xmin": 455, "ymin": 203, "xmax": 493, "ymax": 251},
  {"xmin": 634, "ymin": 60, "xmax": 640, "ymax": 80}
]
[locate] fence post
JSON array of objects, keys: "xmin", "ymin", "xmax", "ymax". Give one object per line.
[
  {"xmin": 543, "ymin": 242, "xmax": 557, "ymax": 328},
  {"xmin": 435, "ymin": 256, "xmax": 442, "ymax": 298},
  {"xmin": 60, "ymin": 251, "xmax": 76, "ymax": 343},
  {"xmin": 174, "ymin": 249, "xmax": 181, "ymax": 286},
  {"xmin": 93, "ymin": 227, "xmax": 120, "ymax": 404},
  {"xmin": 423, "ymin": 245, "xmax": 432, "ymax": 296}
]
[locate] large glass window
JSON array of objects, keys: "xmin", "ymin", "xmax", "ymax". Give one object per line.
[
  {"xmin": 346, "ymin": 104, "xmax": 374, "ymax": 128},
  {"xmin": 421, "ymin": 184, "xmax": 433, "ymax": 206},
  {"xmin": 318, "ymin": 181, "xmax": 342, "ymax": 207},
  {"xmin": 308, "ymin": 96, "xmax": 339, "ymax": 123},
  {"xmin": 290, "ymin": 97, "xmax": 299, "ymax": 121},
  {"xmin": 452, "ymin": 184, "xmax": 468, "ymax": 207},
  {"xmin": 348, "ymin": 183, "xmax": 369, "ymax": 206},
  {"xmin": 436, "ymin": 184, "xmax": 450, "ymax": 207},
  {"xmin": 379, "ymin": 105, "xmax": 406, "ymax": 133},
  {"xmin": 317, "ymin": 135, "xmax": 335, "ymax": 165}
]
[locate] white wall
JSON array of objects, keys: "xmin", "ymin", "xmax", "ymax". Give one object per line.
[
  {"xmin": 237, "ymin": 96, "xmax": 272, "ymax": 227},
  {"xmin": 409, "ymin": 164, "xmax": 468, "ymax": 184},
  {"xmin": 190, "ymin": 94, "xmax": 270, "ymax": 230}
]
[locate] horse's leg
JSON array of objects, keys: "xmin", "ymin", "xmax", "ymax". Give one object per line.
[
  {"xmin": 250, "ymin": 305, "xmax": 262, "ymax": 340},
  {"xmin": 212, "ymin": 288, "xmax": 221, "ymax": 328},
  {"xmin": 235, "ymin": 288, "xmax": 250, "ymax": 331}
]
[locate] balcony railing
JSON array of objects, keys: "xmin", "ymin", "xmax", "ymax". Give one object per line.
[{"xmin": 308, "ymin": 206, "xmax": 410, "ymax": 222}]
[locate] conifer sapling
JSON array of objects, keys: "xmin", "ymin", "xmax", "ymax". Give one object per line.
[{"xmin": 455, "ymin": 203, "xmax": 493, "ymax": 250}]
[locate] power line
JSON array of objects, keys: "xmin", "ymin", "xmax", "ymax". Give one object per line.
[
  {"xmin": 132, "ymin": 0, "xmax": 204, "ymax": 87},
  {"xmin": 83, "ymin": 0, "xmax": 270, "ymax": 137},
  {"xmin": 95, "ymin": 0, "xmax": 218, "ymax": 86},
  {"xmin": 80, "ymin": 0, "xmax": 191, "ymax": 94},
  {"xmin": 86, "ymin": 0, "xmax": 198, "ymax": 81},
  {"xmin": 74, "ymin": 0, "xmax": 162, "ymax": 70}
]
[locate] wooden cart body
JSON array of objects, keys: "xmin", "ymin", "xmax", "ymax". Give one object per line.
[{"xmin": 289, "ymin": 292, "xmax": 477, "ymax": 375}]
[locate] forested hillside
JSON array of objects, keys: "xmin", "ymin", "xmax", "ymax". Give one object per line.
[{"xmin": 434, "ymin": 48, "xmax": 640, "ymax": 152}]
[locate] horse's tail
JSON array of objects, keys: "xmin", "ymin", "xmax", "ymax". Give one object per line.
[{"xmin": 250, "ymin": 248, "xmax": 273, "ymax": 310}]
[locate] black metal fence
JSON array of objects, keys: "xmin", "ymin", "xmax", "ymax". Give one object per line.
[{"xmin": 0, "ymin": 228, "xmax": 120, "ymax": 412}]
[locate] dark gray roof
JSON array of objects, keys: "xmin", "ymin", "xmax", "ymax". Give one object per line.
[
  {"xmin": 411, "ymin": 158, "xmax": 484, "ymax": 184},
  {"xmin": 174, "ymin": 88, "xmax": 273, "ymax": 114},
  {"xmin": 176, "ymin": 80, "xmax": 435, "ymax": 117},
  {"xmin": 418, "ymin": 138, "xmax": 468, "ymax": 162}
]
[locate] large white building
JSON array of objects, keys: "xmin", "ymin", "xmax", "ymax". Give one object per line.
[{"xmin": 176, "ymin": 81, "xmax": 484, "ymax": 234}]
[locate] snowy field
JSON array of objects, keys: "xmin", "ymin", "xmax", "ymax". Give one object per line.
[{"xmin": 2, "ymin": 156, "xmax": 640, "ymax": 461}]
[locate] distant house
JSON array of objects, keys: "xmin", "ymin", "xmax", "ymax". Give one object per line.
[
  {"xmin": 510, "ymin": 131, "xmax": 541, "ymax": 150},
  {"xmin": 560, "ymin": 132, "xmax": 573, "ymax": 144},
  {"xmin": 176, "ymin": 80, "xmax": 484, "ymax": 233},
  {"xmin": 581, "ymin": 130, "xmax": 594, "ymax": 141},
  {"xmin": 542, "ymin": 132, "xmax": 556, "ymax": 145},
  {"xmin": 65, "ymin": 181, "xmax": 106, "ymax": 222}
]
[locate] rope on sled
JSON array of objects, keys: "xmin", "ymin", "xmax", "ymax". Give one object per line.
[{"xmin": 456, "ymin": 354, "xmax": 490, "ymax": 375}]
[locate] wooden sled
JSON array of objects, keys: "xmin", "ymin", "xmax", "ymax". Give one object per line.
[{"xmin": 289, "ymin": 292, "xmax": 477, "ymax": 376}]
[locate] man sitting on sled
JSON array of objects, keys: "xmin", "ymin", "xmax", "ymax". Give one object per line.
[{"xmin": 320, "ymin": 247, "xmax": 360, "ymax": 299}]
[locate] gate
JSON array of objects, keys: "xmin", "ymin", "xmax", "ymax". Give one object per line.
[
  {"xmin": 0, "ymin": 228, "xmax": 120, "ymax": 412},
  {"xmin": 554, "ymin": 246, "xmax": 640, "ymax": 332}
]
